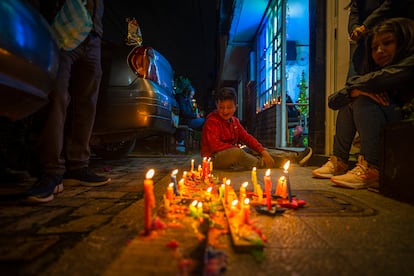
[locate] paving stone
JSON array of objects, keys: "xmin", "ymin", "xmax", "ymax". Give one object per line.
[{"xmin": 38, "ymin": 215, "xmax": 111, "ymax": 234}]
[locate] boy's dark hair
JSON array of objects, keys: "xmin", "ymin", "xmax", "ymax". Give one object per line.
[{"xmin": 216, "ymin": 87, "xmax": 237, "ymax": 104}]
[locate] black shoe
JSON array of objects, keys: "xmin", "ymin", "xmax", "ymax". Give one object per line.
[
  {"xmin": 26, "ymin": 174, "xmax": 64, "ymax": 203},
  {"xmin": 296, "ymin": 147, "xmax": 313, "ymax": 166},
  {"xmin": 63, "ymin": 167, "xmax": 110, "ymax": 187}
]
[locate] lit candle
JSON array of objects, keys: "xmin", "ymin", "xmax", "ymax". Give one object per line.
[
  {"xmin": 243, "ymin": 198, "xmax": 250, "ymax": 224},
  {"xmin": 264, "ymin": 169, "xmax": 272, "ymax": 211},
  {"xmin": 209, "ymin": 158, "xmax": 213, "ymax": 174},
  {"xmin": 202, "ymin": 157, "xmax": 208, "ymax": 180},
  {"xmin": 191, "ymin": 159, "xmax": 194, "ymax": 172},
  {"xmin": 230, "ymin": 199, "xmax": 238, "ymax": 217},
  {"xmin": 197, "ymin": 201, "xmax": 203, "ymax": 217},
  {"xmin": 178, "ymin": 178, "xmax": 184, "ymax": 195},
  {"xmin": 224, "ymin": 179, "xmax": 231, "ymax": 205},
  {"xmin": 219, "ymin": 183, "xmax": 225, "ymax": 200},
  {"xmin": 189, "ymin": 200, "xmax": 198, "ymax": 217},
  {"xmin": 239, "ymin": 182, "xmax": 248, "ymax": 206},
  {"xmin": 205, "ymin": 186, "xmax": 212, "ymax": 201},
  {"xmin": 275, "ymin": 176, "xmax": 287, "ymax": 198},
  {"xmin": 251, "ymin": 167, "xmax": 258, "ymax": 194},
  {"xmin": 283, "ymin": 161, "xmax": 292, "ymax": 202},
  {"xmin": 144, "ymin": 169, "xmax": 156, "ymax": 234},
  {"xmin": 171, "ymin": 169, "xmax": 179, "ymax": 196},
  {"xmin": 166, "ymin": 182, "xmax": 174, "ymax": 201}
]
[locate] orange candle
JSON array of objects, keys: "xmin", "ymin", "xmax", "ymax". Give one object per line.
[
  {"xmin": 144, "ymin": 169, "xmax": 155, "ymax": 234},
  {"xmin": 275, "ymin": 176, "xmax": 287, "ymax": 198},
  {"xmin": 264, "ymin": 169, "xmax": 272, "ymax": 211},
  {"xmin": 166, "ymin": 182, "xmax": 174, "ymax": 201}
]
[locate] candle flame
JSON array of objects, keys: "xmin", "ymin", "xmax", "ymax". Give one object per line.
[
  {"xmin": 146, "ymin": 169, "xmax": 155, "ymax": 179},
  {"xmin": 171, "ymin": 169, "xmax": 178, "ymax": 176},
  {"xmin": 207, "ymin": 187, "xmax": 212, "ymax": 192},
  {"xmin": 252, "ymin": 167, "xmax": 256, "ymax": 172},
  {"xmin": 279, "ymin": 176, "xmax": 286, "ymax": 181},
  {"xmin": 226, "ymin": 179, "xmax": 231, "ymax": 185},
  {"xmin": 283, "ymin": 160, "xmax": 291, "ymax": 171},
  {"xmin": 169, "ymin": 182, "xmax": 174, "ymax": 188},
  {"xmin": 232, "ymin": 199, "xmax": 238, "ymax": 206},
  {"xmin": 192, "ymin": 200, "xmax": 198, "ymax": 207},
  {"xmin": 203, "ymin": 157, "xmax": 207, "ymax": 161},
  {"xmin": 221, "ymin": 184, "xmax": 225, "ymax": 188},
  {"xmin": 265, "ymin": 169, "xmax": 271, "ymax": 177},
  {"xmin": 197, "ymin": 202, "xmax": 203, "ymax": 208},
  {"xmin": 242, "ymin": 182, "xmax": 248, "ymax": 188},
  {"xmin": 244, "ymin": 198, "xmax": 250, "ymax": 205}
]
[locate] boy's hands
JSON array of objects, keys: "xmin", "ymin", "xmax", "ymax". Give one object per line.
[{"xmin": 260, "ymin": 150, "xmax": 275, "ymax": 168}]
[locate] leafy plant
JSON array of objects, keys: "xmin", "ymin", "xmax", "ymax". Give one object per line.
[{"xmin": 174, "ymin": 75, "xmax": 192, "ymax": 94}]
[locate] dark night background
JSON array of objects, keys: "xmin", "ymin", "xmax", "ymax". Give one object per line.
[{"xmin": 102, "ymin": 0, "xmax": 218, "ymax": 109}]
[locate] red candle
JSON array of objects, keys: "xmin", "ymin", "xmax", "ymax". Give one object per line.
[
  {"xmin": 144, "ymin": 169, "xmax": 155, "ymax": 234},
  {"xmin": 264, "ymin": 169, "xmax": 272, "ymax": 211}
]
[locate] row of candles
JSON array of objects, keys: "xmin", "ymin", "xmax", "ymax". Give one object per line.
[{"xmin": 143, "ymin": 159, "xmax": 292, "ymax": 234}]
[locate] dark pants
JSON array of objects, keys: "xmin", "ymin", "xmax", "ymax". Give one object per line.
[
  {"xmin": 333, "ymin": 96, "xmax": 401, "ymax": 167},
  {"xmin": 37, "ymin": 34, "xmax": 102, "ymax": 175}
]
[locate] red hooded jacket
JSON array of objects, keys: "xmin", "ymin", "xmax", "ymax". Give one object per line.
[{"xmin": 200, "ymin": 111, "xmax": 265, "ymax": 158}]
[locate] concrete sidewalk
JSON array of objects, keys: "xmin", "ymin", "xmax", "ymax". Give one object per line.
[{"xmin": 1, "ymin": 153, "xmax": 414, "ymax": 275}]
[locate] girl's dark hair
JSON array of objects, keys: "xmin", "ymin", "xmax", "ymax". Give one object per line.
[
  {"xmin": 215, "ymin": 87, "xmax": 237, "ymax": 104},
  {"xmin": 364, "ymin": 17, "xmax": 414, "ymax": 71}
]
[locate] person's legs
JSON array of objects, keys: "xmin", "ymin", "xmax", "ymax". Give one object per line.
[
  {"xmin": 62, "ymin": 35, "xmax": 109, "ymax": 186},
  {"xmin": 188, "ymin": 118, "xmax": 205, "ymax": 131},
  {"xmin": 331, "ymin": 96, "xmax": 401, "ymax": 189},
  {"xmin": 212, "ymin": 148, "xmax": 259, "ymax": 170},
  {"xmin": 333, "ymin": 104, "xmax": 357, "ymax": 162},
  {"xmin": 65, "ymin": 34, "xmax": 102, "ymax": 170},
  {"xmin": 353, "ymin": 96, "xmax": 401, "ymax": 167},
  {"xmin": 37, "ymin": 50, "xmax": 73, "ymax": 176},
  {"xmin": 313, "ymin": 105, "xmax": 354, "ymax": 178}
]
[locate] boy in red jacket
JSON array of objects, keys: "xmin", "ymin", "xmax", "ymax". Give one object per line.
[{"xmin": 201, "ymin": 87, "xmax": 312, "ymax": 170}]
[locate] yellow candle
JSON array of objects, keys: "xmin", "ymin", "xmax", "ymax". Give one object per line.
[
  {"xmin": 197, "ymin": 201, "xmax": 203, "ymax": 217},
  {"xmin": 191, "ymin": 159, "xmax": 194, "ymax": 172},
  {"xmin": 224, "ymin": 179, "xmax": 231, "ymax": 205},
  {"xmin": 205, "ymin": 186, "xmax": 212, "ymax": 201},
  {"xmin": 239, "ymin": 182, "xmax": 248, "ymax": 206},
  {"xmin": 251, "ymin": 167, "xmax": 258, "ymax": 194},
  {"xmin": 243, "ymin": 198, "xmax": 250, "ymax": 224}
]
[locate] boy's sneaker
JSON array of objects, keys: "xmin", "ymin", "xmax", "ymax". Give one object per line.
[
  {"xmin": 312, "ymin": 156, "xmax": 348, "ymax": 179},
  {"xmin": 63, "ymin": 167, "xmax": 110, "ymax": 187},
  {"xmin": 26, "ymin": 174, "xmax": 64, "ymax": 203},
  {"xmin": 296, "ymin": 147, "xmax": 313, "ymax": 166},
  {"xmin": 331, "ymin": 155, "xmax": 379, "ymax": 189}
]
